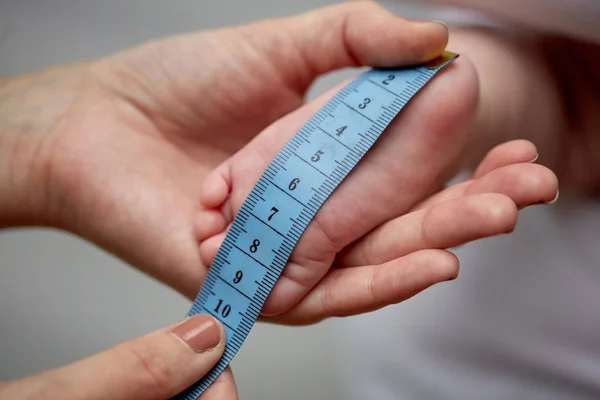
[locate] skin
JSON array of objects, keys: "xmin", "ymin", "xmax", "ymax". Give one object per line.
[
  {"xmin": 0, "ymin": 2, "xmax": 562, "ymax": 398},
  {"xmin": 195, "ymin": 27, "xmax": 561, "ymax": 317},
  {"xmin": 201, "ymin": 11, "xmax": 600, "ymax": 322}
]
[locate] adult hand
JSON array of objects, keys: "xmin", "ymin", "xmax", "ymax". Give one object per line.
[
  {"xmin": 0, "ymin": 1, "xmax": 559, "ymax": 327},
  {"xmin": 203, "ymin": 139, "xmax": 558, "ymax": 325},
  {"xmin": 0, "ymin": 315, "xmax": 237, "ymax": 399},
  {"xmin": 0, "ymin": 1, "xmax": 448, "ymax": 298}
]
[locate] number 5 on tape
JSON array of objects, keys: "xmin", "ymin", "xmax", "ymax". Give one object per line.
[{"xmin": 172, "ymin": 51, "xmax": 459, "ymax": 399}]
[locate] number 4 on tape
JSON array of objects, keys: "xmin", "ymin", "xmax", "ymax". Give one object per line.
[{"xmin": 172, "ymin": 51, "xmax": 459, "ymax": 399}]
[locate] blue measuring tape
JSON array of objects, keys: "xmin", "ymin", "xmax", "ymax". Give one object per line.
[{"xmin": 172, "ymin": 51, "xmax": 458, "ymax": 399}]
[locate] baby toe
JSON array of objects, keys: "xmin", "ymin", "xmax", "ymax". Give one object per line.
[{"xmin": 194, "ymin": 209, "xmax": 227, "ymax": 242}]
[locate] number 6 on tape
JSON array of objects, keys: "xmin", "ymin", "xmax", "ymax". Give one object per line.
[{"xmin": 172, "ymin": 51, "xmax": 459, "ymax": 399}]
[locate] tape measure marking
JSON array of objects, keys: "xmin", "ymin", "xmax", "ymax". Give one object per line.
[{"xmin": 172, "ymin": 51, "xmax": 458, "ymax": 400}]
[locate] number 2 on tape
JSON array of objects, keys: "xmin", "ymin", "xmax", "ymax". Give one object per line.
[{"xmin": 172, "ymin": 51, "xmax": 459, "ymax": 399}]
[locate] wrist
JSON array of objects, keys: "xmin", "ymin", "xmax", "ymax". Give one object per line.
[
  {"xmin": 0, "ymin": 136, "xmax": 49, "ymax": 228},
  {"xmin": 0, "ymin": 74, "xmax": 65, "ymax": 228}
]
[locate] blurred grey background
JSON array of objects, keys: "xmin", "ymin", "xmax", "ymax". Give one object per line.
[{"xmin": 0, "ymin": 1, "xmax": 433, "ymax": 398}]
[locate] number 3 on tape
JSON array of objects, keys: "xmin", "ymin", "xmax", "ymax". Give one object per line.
[{"xmin": 172, "ymin": 51, "xmax": 459, "ymax": 399}]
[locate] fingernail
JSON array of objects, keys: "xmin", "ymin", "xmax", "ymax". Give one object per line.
[
  {"xmin": 171, "ymin": 315, "xmax": 221, "ymax": 353},
  {"xmin": 529, "ymin": 153, "xmax": 539, "ymax": 163},
  {"xmin": 413, "ymin": 19, "xmax": 448, "ymax": 29},
  {"xmin": 546, "ymin": 189, "xmax": 559, "ymax": 205}
]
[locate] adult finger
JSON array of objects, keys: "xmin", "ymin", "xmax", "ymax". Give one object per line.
[
  {"xmin": 265, "ymin": 249, "xmax": 458, "ymax": 325},
  {"xmin": 201, "ymin": 367, "xmax": 238, "ymax": 400},
  {"xmin": 339, "ymin": 161, "xmax": 557, "ymax": 268},
  {"xmin": 0, "ymin": 315, "xmax": 235, "ymax": 400},
  {"xmin": 473, "ymin": 139, "xmax": 538, "ymax": 178},
  {"xmin": 414, "ymin": 161, "xmax": 558, "ymax": 213},
  {"xmin": 414, "ymin": 140, "xmax": 540, "ymax": 211},
  {"xmin": 338, "ymin": 193, "xmax": 517, "ymax": 267},
  {"xmin": 226, "ymin": 1, "xmax": 448, "ymax": 92}
]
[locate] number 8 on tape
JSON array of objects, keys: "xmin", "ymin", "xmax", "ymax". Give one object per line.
[{"xmin": 172, "ymin": 51, "xmax": 459, "ymax": 399}]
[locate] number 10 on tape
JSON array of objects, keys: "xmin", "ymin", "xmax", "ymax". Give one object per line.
[{"xmin": 172, "ymin": 51, "xmax": 459, "ymax": 399}]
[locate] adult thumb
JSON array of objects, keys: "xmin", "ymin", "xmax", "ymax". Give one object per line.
[
  {"xmin": 216, "ymin": 1, "xmax": 449, "ymax": 91},
  {"xmin": 0, "ymin": 314, "xmax": 236, "ymax": 400}
]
